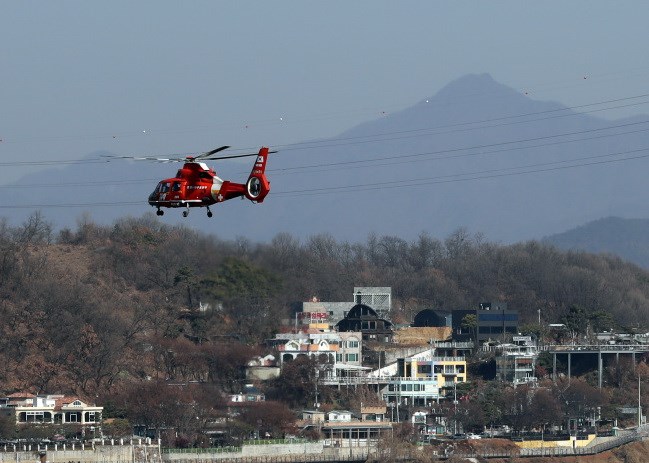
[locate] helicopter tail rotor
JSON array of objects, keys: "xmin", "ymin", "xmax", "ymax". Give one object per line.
[{"xmin": 244, "ymin": 147, "xmax": 271, "ymax": 203}]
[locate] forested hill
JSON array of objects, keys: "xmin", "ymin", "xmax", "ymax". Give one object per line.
[
  {"xmin": 544, "ymin": 216, "xmax": 649, "ymax": 269},
  {"xmin": 2, "ymin": 212, "xmax": 649, "ymax": 398}
]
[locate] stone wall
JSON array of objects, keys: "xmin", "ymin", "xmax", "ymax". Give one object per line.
[{"xmin": 0, "ymin": 444, "xmax": 160, "ymax": 463}]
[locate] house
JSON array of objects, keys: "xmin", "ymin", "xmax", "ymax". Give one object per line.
[
  {"xmin": 270, "ymin": 331, "xmax": 366, "ymax": 381},
  {"xmin": 246, "ymin": 355, "xmax": 281, "ymax": 381},
  {"xmin": 381, "ymin": 345, "xmax": 469, "ymax": 404},
  {"xmin": 327, "ymin": 410, "xmax": 353, "ymax": 422},
  {"xmin": 0, "ymin": 393, "xmax": 102, "ymax": 436},
  {"xmin": 412, "ymin": 309, "xmax": 452, "ymax": 328},
  {"xmin": 335, "ymin": 304, "xmax": 394, "ymax": 343},
  {"xmin": 383, "ymin": 377, "xmax": 440, "ymax": 408},
  {"xmin": 229, "ymin": 384, "xmax": 265, "ymax": 403},
  {"xmin": 452, "ymin": 302, "xmax": 519, "ymax": 344},
  {"xmin": 357, "ymin": 405, "xmax": 387, "ymax": 422},
  {"xmin": 302, "ymin": 410, "xmax": 326, "ymax": 423},
  {"xmin": 494, "ymin": 336, "xmax": 539, "ymax": 385},
  {"xmin": 298, "ymin": 407, "xmax": 392, "ymax": 444},
  {"xmin": 273, "ymin": 332, "xmax": 339, "ymax": 366}
]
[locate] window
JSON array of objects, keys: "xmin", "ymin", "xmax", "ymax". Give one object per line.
[
  {"xmin": 418, "ymin": 364, "xmax": 432, "ymax": 374},
  {"xmin": 24, "ymin": 411, "xmax": 45, "ymax": 423},
  {"xmin": 347, "ymin": 340, "xmax": 359, "ymax": 348},
  {"xmin": 345, "ymin": 353, "xmax": 358, "ymax": 362},
  {"xmin": 336, "ymin": 354, "xmax": 342, "ymax": 362}
]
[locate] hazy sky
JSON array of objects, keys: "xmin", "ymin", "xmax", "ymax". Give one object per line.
[{"xmin": 2, "ymin": 1, "xmax": 649, "ymax": 186}]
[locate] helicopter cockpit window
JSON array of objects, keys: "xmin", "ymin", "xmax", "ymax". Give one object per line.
[
  {"xmin": 160, "ymin": 183, "xmax": 170, "ymax": 193},
  {"xmin": 172, "ymin": 182, "xmax": 181, "ymax": 192}
]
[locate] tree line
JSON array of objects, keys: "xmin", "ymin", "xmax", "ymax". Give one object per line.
[{"xmin": 1, "ymin": 212, "xmax": 649, "ymax": 444}]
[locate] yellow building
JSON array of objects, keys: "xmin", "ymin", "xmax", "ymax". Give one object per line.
[{"xmin": 397, "ymin": 353, "xmax": 467, "ymax": 398}]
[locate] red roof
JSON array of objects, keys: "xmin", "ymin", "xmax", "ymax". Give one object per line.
[{"xmin": 54, "ymin": 396, "xmax": 81, "ymax": 409}]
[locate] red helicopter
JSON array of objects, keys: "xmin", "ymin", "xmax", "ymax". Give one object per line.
[{"xmin": 109, "ymin": 146, "xmax": 272, "ymax": 217}]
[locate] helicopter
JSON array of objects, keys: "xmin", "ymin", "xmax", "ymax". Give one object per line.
[{"xmin": 108, "ymin": 146, "xmax": 273, "ymax": 217}]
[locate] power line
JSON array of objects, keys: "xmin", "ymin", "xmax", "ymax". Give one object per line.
[
  {"xmin": 4, "ymin": 121, "xmax": 649, "ymax": 192},
  {"xmin": 0, "ymin": 201, "xmax": 145, "ymax": 209},
  {"xmin": 275, "ymin": 146, "xmax": 649, "ymax": 197},
  {"xmin": 271, "ymin": 94, "xmax": 649, "ymax": 152},
  {"xmin": 2, "ymin": 92, "xmax": 649, "ymax": 166},
  {"xmin": 269, "ymin": 124, "xmax": 649, "ymax": 176},
  {"xmin": 3, "ymin": 145, "xmax": 649, "ymax": 208}
]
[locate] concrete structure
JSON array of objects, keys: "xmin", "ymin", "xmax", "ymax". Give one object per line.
[
  {"xmin": 0, "ymin": 441, "xmax": 158, "ymax": 463},
  {"xmin": 543, "ymin": 343, "xmax": 649, "ymax": 388},
  {"xmin": 352, "ymin": 287, "xmax": 391, "ymax": 319},
  {"xmin": 301, "ymin": 287, "xmax": 392, "ymax": 330}
]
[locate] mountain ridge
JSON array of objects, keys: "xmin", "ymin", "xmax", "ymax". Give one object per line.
[
  {"xmin": 544, "ymin": 216, "xmax": 649, "ymax": 268},
  {"xmin": 4, "ymin": 73, "xmax": 649, "ymax": 245}
]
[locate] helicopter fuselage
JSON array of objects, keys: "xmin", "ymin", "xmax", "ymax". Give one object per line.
[{"xmin": 148, "ymin": 147, "xmax": 270, "ymax": 217}]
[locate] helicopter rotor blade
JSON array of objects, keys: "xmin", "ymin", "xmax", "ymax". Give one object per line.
[
  {"xmin": 101, "ymin": 154, "xmax": 180, "ymax": 162},
  {"xmin": 201, "ymin": 150, "xmax": 278, "ymax": 161},
  {"xmin": 195, "ymin": 145, "xmax": 231, "ymax": 160},
  {"xmin": 100, "ymin": 146, "xmax": 274, "ymax": 163}
]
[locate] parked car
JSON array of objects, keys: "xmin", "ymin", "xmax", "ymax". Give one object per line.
[{"xmin": 466, "ymin": 433, "xmax": 482, "ymax": 440}]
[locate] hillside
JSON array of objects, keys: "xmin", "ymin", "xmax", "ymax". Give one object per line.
[
  {"xmin": 5, "ymin": 74, "xmax": 649, "ymax": 243},
  {"xmin": 544, "ymin": 216, "xmax": 649, "ymax": 268},
  {"xmin": 3, "ymin": 214, "xmax": 649, "ymax": 399}
]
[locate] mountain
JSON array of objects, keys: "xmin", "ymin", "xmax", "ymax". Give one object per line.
[
  {"xmin": 544, "ymin": 217, "xmax": 649, "ymax": 268},
  {"xmin": 4, "ymin": 73, "xmax": 649, "ymax": 243}
]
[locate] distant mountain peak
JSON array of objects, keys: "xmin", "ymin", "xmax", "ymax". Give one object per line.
[{"xmin": 430, "ymin": 72, "xmax": 521, "ymax": 102}]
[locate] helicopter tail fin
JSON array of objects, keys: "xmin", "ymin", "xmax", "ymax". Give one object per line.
[{"xmin": 245, "ymin": 147, "xmax": 271, "ymax": 203}]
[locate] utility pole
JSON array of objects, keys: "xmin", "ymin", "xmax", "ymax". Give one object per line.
[
  {"xmin": 639, "ymin": 375, "xmax": 642, "ymax": 428},
  {"xmin": 453, "ymin": 381, "xmax": 458, "ymax": 435}
]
